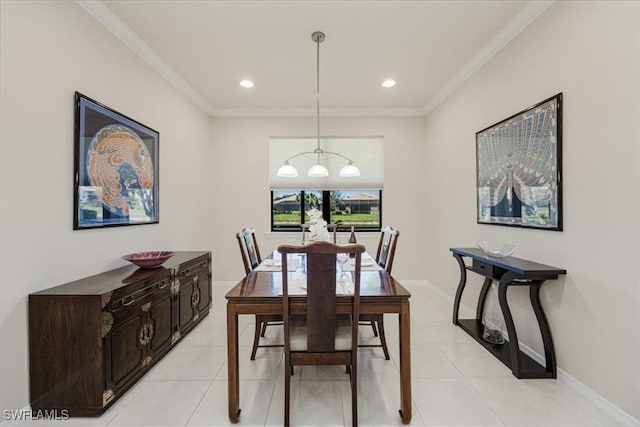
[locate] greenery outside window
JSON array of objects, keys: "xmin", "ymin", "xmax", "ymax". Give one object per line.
[{"xmin": 272, "ymin": 190, "xmax": 381, "ymax": 232}]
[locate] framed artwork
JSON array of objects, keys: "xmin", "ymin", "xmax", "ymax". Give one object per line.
[
  {"xmin": 74, "ymin": 92, "xmax": 159, "ymax": 229},
  {"xmin": 476, "ymin": 93, "xmax": 562, "ymax": 231}
]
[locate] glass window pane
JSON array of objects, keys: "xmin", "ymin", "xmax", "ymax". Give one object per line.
[
  {"xmin": 303, "ymin": 191, "xmax": 323, "ymax": 222},
  {"xmin": 272, "ymin": 191, "xmax": 301, "ymax": 227},
  {"xmin": 330, "ymin": 190, "xmax": 380, "ymax": 229}
]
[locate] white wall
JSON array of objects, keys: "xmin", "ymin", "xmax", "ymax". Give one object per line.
[
  {"xmin": 422, "ymin": 1, "xmax": 640, "ymax": 419},
  {"xmin": 209, "ymin": 116, "xmax": 425, "ymax": 282},
  {"xmin": 0, "ymin": 1, "xmax": 214, "ymax": 414},
  {"xmin": 2, "ymin": 0, "xmax": 638, "ymax": 421}
]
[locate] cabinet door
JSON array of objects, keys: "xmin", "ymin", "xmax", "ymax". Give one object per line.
[
  {"xmin": 149, "ymin": 291, "xmax": 173, "ymax": 358},
  {"xmin": 177, "ymin": 275, "xmax": 197, "ymax": 331},
  {"xmin": 195, "ymin": 267, "xmax": 211, "ymax": 314},
  {"xmin": 174, "ymin": 255, "xmax": 211, "ymax": 337},
  {"xmin": 107, "ymin": 310, "xmax": 145, "ymax": 392}
]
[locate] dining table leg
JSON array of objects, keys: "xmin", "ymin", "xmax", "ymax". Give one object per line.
[
  {"xmin": 398, "ymin": 299, "xmax": 412, "ymax": 424},
  {"xmin": 227, "ymin": 303, "xmax": 240, "ymax": 423}
]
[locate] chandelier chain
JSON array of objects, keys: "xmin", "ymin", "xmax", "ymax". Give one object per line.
[{"xmin": 315, "ymin": 31, "xmax": 323, "ymax": 160}]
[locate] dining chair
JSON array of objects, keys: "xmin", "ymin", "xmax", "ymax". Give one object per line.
[
  {"xmin": 359, "ymin": 226, "xmax": 400, "ymax": 360},
  {"xmin": 236, "ymin": 227, "xmax": 283, "ymax": 360},
  {"xmin": 301, "ymin": 222, "xmax": 338, "ymax": 243},
  {"xmin": 278, "ymin": 241, "xmax": 365, "ymax": 427}
]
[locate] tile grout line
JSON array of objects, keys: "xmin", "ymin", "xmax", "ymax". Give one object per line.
[{"xmin": 183, "ymin": 380, "xmax": 215, "ymax": 427}]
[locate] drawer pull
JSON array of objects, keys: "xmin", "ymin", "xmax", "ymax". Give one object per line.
[
  {"xmin": 191, "ymin": 289, "xmax": 201, "ymax": 306},
  {"xmin": 157, "ymin": 280, "xmax": 169, "ymax": 290},
  {"xmin": 122, "ymin": 295, "xmax": 135, "ymax": 307},
  {"xmin": 138, "ymin": 322, "xmax": 154, "ymax": 346}
]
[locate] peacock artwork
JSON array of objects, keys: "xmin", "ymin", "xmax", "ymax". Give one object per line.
[{"xmin": 476, "ymin": 94, "xmax": 562, "ymax": 231}]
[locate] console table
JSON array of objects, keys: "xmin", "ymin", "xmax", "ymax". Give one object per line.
[{"xmin": 450, "ymin": 248, "xmax": 565, "ymax": 379}]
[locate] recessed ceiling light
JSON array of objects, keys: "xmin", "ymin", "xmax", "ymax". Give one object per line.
[
  {"xmin": 382, "ymin": 79, "xmax": 396, "ymax": 88},
  {"xmin": 240, "ymin": 80, "xmax": 254, "ymax": 88}
]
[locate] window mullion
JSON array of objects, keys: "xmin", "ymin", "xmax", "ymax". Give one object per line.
[
  {"xmin": 300, "ymin": 190, "xmax": 306, "ymax": 226},
  {"xmin": 321, "ymin": 190, "xmax": 331, "ymax": 226}
]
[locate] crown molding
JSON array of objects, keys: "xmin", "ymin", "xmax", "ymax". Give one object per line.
[
  {"xmin": 76, "ymin": 0, "xmax": 217, "ymax": 116},
  {"xmin": 210, "ymin": 107, "xmax": 426, "ymax": 118},
  {"xmin": 77, "ymin": 0, "xmax": 553, "ymax": 119},
  {"xmin": 422, "ymin": 0, "xmax": 555, "ymax": 115}
]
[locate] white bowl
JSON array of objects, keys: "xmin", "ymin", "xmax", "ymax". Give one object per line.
[
  {"xmin": 476, "ymin": 241, "xmax": 517, "ymax": 258},
  {"xmin": 349, "ymin": 259, "xmax": 374, "ymax": 266}
]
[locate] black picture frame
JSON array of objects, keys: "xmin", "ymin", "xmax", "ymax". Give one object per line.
[
  {"xmin": 476, "ymin": 93, "xmax": 562, "ymax": 231},
  {"xmin": 74, "ymin": 92, "xmax": 159, "ymax": 229}
]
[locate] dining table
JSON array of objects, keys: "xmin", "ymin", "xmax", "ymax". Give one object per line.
[{"xmin": 225, "ymin": 251, "xmax": 412, "ymax": 424}]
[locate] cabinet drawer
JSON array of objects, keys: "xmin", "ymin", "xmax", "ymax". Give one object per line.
[
  {"xmin": 109, "ymin": 275, "xmax": 172, "ymax": 312},
  {"xmin": 177, "ymin": 257, "xmax": 209, "ymax": 279},
  {"xmin": 472, "ymin": 259, "xmax": 507, "ymax": 280}
]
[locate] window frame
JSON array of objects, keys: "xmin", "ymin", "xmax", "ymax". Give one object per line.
[{"xmin": 271, "ymin": 190, "xmax": 382, "ymax": 232}]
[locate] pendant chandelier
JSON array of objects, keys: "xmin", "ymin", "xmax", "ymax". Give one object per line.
[{"xmin": 277, "ymin": 31, "xmax": 360, "ymax": 178}]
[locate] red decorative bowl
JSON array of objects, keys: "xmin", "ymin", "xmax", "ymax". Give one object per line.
[{"xmin": 122, "ymin": 251, "xmax": 175, "ymax": 268}]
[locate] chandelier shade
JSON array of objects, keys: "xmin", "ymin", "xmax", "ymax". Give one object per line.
[
  {"xmin": 308, "ymin": 163, "xmax": 329, "ymax": 177},
  {"xmin": 339, "ymin": 162, "xmax": 361, "ymax": 177},
  {"xmin": 276, "ymin": 161, "xmax": 299, "ymax": 177}
]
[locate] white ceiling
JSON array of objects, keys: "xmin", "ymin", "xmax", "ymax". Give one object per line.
[{"xmin": 81, "ymin": 1, "xmax": 552, "ymax": 116}]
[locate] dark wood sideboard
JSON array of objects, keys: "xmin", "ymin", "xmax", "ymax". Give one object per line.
[
  {"xmin": 450, "ymin": 248, "xmax": 565, "ymax": 379},
  {"xmin": 29, "ymin": 251, "xmax": 211, "ymax": 417}
]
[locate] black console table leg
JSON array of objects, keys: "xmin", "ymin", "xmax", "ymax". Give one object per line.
[
  {"xmin": 476, "ymin": 278, "xmax": 492, "ymax": 321},
  {"xmin": 452, "ymin": 253, "xmax": 467, "ymax": 325},
  {"xmin": 530, "ymin": 281, "xmax": 557, "ymax": 378},
  {"xmin": 498, "ymin": 272, "xmax": 521, "ymax": 377}
]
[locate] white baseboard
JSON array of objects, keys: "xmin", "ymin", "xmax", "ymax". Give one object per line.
[
  {"xmin": 518, "ymin": 341, "xmax": 640, "ymax": 427},
  {"xmin": 419, "ymin": 280, "xmax": 640, "ymax": 426}
]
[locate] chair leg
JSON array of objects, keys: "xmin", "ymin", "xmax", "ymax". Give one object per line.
[
  {"xmin": 260, "ymin": 320, "xmax": 268, "ymax": 337},
  {"xmin": 377, "ymin": 315, "xmax": 390, "ymax": 360},
  {"xmin": 370, "ymin": 320, "xmax": 379, "ymax": 337},
  {"xmin": 285, "ymin": 362, "xmax": 291, "ymax": 427},
  {"xmin": 250, "ymin": 317, "xmax": 262, "ymax": 360},
  {"xmin": 351, "ymin": 361, "xmax": 357, "ymax": 427}
]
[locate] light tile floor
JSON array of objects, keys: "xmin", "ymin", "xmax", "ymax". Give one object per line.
[{"xmin": 11, "ymin": 281, "xmax": 627, "ymax": 427}]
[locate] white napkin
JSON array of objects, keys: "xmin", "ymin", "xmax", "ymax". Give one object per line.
[
  {"xmin": 255, "ymin": 258, "xmax": 299, "ymax": 272},
  {"xmin": 343, "ymin": 255, "xmax": 382, "ymax": 271}
]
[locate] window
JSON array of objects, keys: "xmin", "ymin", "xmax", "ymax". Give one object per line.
[
  {"xmin": 272, "ymin": 190, "xmax": 381, "ymax": 232},
  {"xmin": 269, "ymin": 137, "xmax": 383, "ymax": 232}
]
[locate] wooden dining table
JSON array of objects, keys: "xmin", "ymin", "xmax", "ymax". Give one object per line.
[{"xmin": 225, "ymin": 254, "xmax": 412, "ymax": 424}]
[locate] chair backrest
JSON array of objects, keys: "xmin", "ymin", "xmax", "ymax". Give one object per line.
[
  {"xmin": 278, "ymin": 241, "xmax": 365, "ymax": 352},
  {"xmin": 375, "ymin": 226, "xmax": 400, "ymax": 274},
  {"xmin": 301, "ymin": 222, "xmax": 337, "ymax": 244},
  {"xmin": 236, "ymin": 227, "xmax": 262, "ymax": 274}
]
